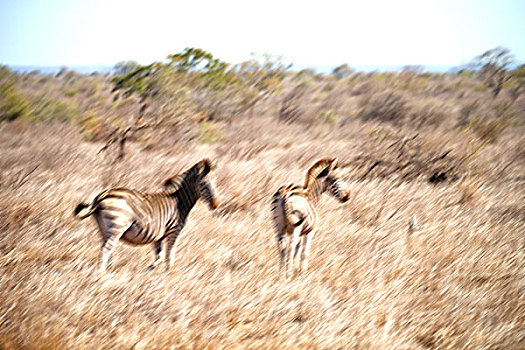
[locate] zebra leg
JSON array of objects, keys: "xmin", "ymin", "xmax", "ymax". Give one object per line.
[
  {"xmin": 301, "ymin": 231, "xmax": 313, "ymax": 271},
  {"xmin": 289, "ymin": 227, "xmax": 301, "ymax": 277},
  {"xmin": 100, "ymin": 233, "xmax": 123, "ymax": 273},
  {"xmin": 276, "ymin": 229, "xmax": 286, "ymax": 273},
  {"xmin": 165, "ymin": 227, "xmax": 182, "ymax": 272},
  {"xmin": 294, "ymin": 233, "xmax": 304, "ymax": 273},
  {"xmin": 96, "ymin": 210, "xmax": 132, "ymax": 273},
  {"xmin": 149, "ymin": 240, "xmax": 165, "ymax": 271}
]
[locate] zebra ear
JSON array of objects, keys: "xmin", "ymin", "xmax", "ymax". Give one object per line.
[
  {"xmin": 330, "ymin": 158, "xmax": 338, "ymax": 170},
  {"xmin": 163, "ymin": 177, "xmax": 175, "ymax": 187},
  {"xmin": 317, "ymin": 166, "xmax": 330, "ymax": 178},
  {"xmin": 201, "ymin": 158, "xmax": 215, "ymax": 175},
  {"xmin": 317, "ymin": 158, "xmax": 337, "ymax": 178}
]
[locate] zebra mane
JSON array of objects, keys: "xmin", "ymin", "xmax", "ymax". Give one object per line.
[
  {"xmin": 162, "ymin": 173, "xmax": 185, "ymax": 192},
  {"xmin": 162, "ymin": 159, "xmax": 213, "ymax": 193},
  {"xmin": 304, "ymin": 158, "xmax": 337, "ymax": 190}
]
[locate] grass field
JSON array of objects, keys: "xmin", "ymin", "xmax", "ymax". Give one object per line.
[{"xmin": 0, "ymin": 112, "xmax": 523, "ymax": 349}]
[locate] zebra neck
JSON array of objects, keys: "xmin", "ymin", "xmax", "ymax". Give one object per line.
[
  {"xmin": 174, "ymin": 179, "xmax": 199, "ymax": 219},
  {"xmin": 307, "ymin": 181, "xmax": 325, "ymax": 204}
]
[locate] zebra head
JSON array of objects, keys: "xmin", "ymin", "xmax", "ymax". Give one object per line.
[
  {"xmin": 196, "ymin": 159, "xmax": 219, "ymax": 210},
  {"xmin": 310, "ymin": 158, "xmax": 350, "ymax": 203},
  {"xmin": 326, "ymin": 174, "xmax": 350, "ymax": 203}
]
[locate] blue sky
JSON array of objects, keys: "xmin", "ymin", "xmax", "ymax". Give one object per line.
[{"xmin": 1, "ymin": 0, "xmax": 524, "ymax": 69}]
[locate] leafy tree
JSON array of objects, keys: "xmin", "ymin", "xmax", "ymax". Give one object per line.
[
  {"xmin": 108, "ymin": 62, "xmax": 167, "ymax": 161},
  {"xmin": 108, "ymin": 49, "xmax": 237, "ymax": 160},
  {"xmin": 232, "ymin": 54, "xmax": 290, "ymax": 114},
  {"xmin": 471, "ymin": 47, "xmax": 515, "ymax": 97},
  {"xmin": 111, "ymin": 62, "xmax": 159, "ymax": 102},
  {"xmin": 167, "ymin": 48, "xmax": 235, "ymax": 90},
  {"xmin": 113, "ymin": 61, "xmax": 141, "ymax": 76},
  {"xmin": 167, "ymin": 48, "xmax": 215, "ymax": 72},
  {"xmin": 332, "ymin": 64, "xmax": 354, "ymax": 79},
  {"xmin": 237, "ymin": 54, "xmax": 290, "ymax": 93}
]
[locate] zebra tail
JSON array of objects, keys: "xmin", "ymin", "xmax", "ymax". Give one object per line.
[
  {"xmin": 273, "ymin": 187, "xmax": 306, "ymax": 227},
  {"xmin": 74, "ymin": 202, "xmax": 96, "ymax": 219},
  {"xmin": 271, "ymin": 189, "xmax": 283, "ymax": 206}
]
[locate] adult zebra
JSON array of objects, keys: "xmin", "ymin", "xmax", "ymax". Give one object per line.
[
  {"xmin": 271, "ymin": 158, "xmax": 350, "ymax": 276},
  {"xmin": 74, "ymin": 159, "xmax": 218, "ymax": 273}
]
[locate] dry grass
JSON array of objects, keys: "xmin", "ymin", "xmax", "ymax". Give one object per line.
[{"xmin": 0, "ymin": 116, "xmax": 524, "ymax": 349}]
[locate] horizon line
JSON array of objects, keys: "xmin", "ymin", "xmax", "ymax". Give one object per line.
[{"xmin": 6, "ymin": 63, "xmax": 474, "ymax": 75}]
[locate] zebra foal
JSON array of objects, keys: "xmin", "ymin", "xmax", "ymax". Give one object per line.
[
  {"xmin": 271, "ymin": 158, "xmax": 350, "ymax": 275},
  {"xmin": 74, "ymin": 159, "xmax": 218, "ymax": 273}
]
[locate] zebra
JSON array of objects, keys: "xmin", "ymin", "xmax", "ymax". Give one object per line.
[
  {"xmin": 74, "ymin": 159, "xmax": 218, "ymax": 273},
  {"xmin": 271, "ymin": 158, "xmax": 350, "ymax": 276}
]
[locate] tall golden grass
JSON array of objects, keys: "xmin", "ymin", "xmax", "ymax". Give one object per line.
[{"xmin": 0, "ymin": 114, "xmax": 523, "ymax": 349}]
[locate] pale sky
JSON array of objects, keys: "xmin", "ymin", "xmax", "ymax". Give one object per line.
[{"xmin": 1, "ymin": 0, "xmax": 524, "ymax": 68}]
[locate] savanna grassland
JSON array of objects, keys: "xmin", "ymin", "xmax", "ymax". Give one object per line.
[{"xmin": 0, "ymin": 49, "xmax": 524, "ymax": 349}]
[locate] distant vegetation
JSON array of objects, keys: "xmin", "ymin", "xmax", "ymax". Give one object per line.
[{"xmin": 1, "ymin": 46, "xmax": 524, "ymax": 153}]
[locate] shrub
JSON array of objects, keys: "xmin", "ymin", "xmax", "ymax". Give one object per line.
[
  {"xmin": 79, "ymin": 113, "xmax": 106, "ymax": 141},
  {"xmin": 0, "ymin": 81, "xmax": 30, "ymax": 121},
  {"xmin": 65, "ymin": 88, "xmax": 78, "ymax": 97},
  {"xmin": 407, "ymin": 100, "xmax": 450, "ymax": 129},
  {"xmin": 359, "ymin": 90, "xmax": 409, "ymax": 125},
  {"xmin": 29, "ymin": 97, "xmax": 79, "ymax": 123},
  {"xmin": 0, "ymin": 65, "xmax": 12, "ymax": 80},
  {"xmin": 197, "ymin": 121, "xmax": 222, "ymax": 143},
  {"xmin": 456, "ymin": 100, "xmax": 479, "ymax": 129},
  {"xmin": 467, "ymin": 117, "xmax": 507, "ymax": 144},
  {"xmin": 279, "ymin": 87, "xmax": 306, "ymax": 123},
  {"xmin": 322, "ymin": 109, "xmax": 340, "ymax": 126},
  {"xmin": 332, "ymin": 64, "xmax": 354, "ymax": 79}
]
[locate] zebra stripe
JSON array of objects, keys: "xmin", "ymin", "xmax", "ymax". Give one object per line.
[
  {"xmin": 74, "ymin": 159, "xmax": 218, "ymax": 273},
  {"xmin": 271, "ymin": 158, "xmax": 350, "ymax": 276}
]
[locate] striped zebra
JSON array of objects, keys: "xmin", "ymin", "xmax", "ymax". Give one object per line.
[
  {"xmin": 271, "ymin": 158, "xmax": 350, "ymax": 275},
  {"xmin": 74, "ymin": 159, "xmax": 218, "ymax": 273}
]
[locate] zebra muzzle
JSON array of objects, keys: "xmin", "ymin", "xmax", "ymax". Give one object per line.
[{"xmin": 210, "ymin": 197, "xmax": 219, "ymax": 210}]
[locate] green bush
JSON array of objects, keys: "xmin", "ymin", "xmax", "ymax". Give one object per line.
[
  {"xmin": 65, "ymin": 88, "xmax": 78, "ymax": 97},
  {"xmin": 0, "ymin": 65, "xmax": 12, "ymax": 80},
  {"xmin": 197, "ymin": 122, "xmax": 222, "ymax": 143},
  {"xmin": 29, "ymin": 97, "xmax": 79, "ymax": 123},
  {"xmin": 0, "ymin": 81, "xmax": 30, "ymax": 121},
  {"xmin": 322, "ymin": 109, "xmax": 340, "ymax": 125}
]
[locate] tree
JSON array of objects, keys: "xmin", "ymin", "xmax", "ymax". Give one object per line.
[
  {"xmin": 401, "ymin": 65, "xmax": 424, "ymax": 75},
  {"xmin": 471, "ymin": 47, "xmax": 515, "ymax": 98},
  {"xmin": 508, "ymin": 64, "xmax": 525, "ymax": 102},
  {"xmin": 111, "ymin": 62, "xmax": 160, "ymax": 102},
  {"xmin": 237, "ymin": 54, "xmax": 290, "ymax": 95},
  {"xmin": 167, "ymin": 48, "xmax": 238, "ymax": 93},
  {"xmin": 113, "ymin": 61, "xmax": 141, "ymax": 76},
  {"xmin": 108, "ymin": 49, "xmax": 234, "ymax": 161},
  {"xmin": 332, "ymin": 64, "xmax": 354, "ymax": 79},
  {"xmin": 167, "ymin": 48, "xmax": 215, "ymax": 72},
  {"xmin": 108, "ymin": 61, "xmax": 173, "ymax": 161},
  {"xmin": 232, "ymin": 54, "xmax": 290, "ymax": 115}
]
